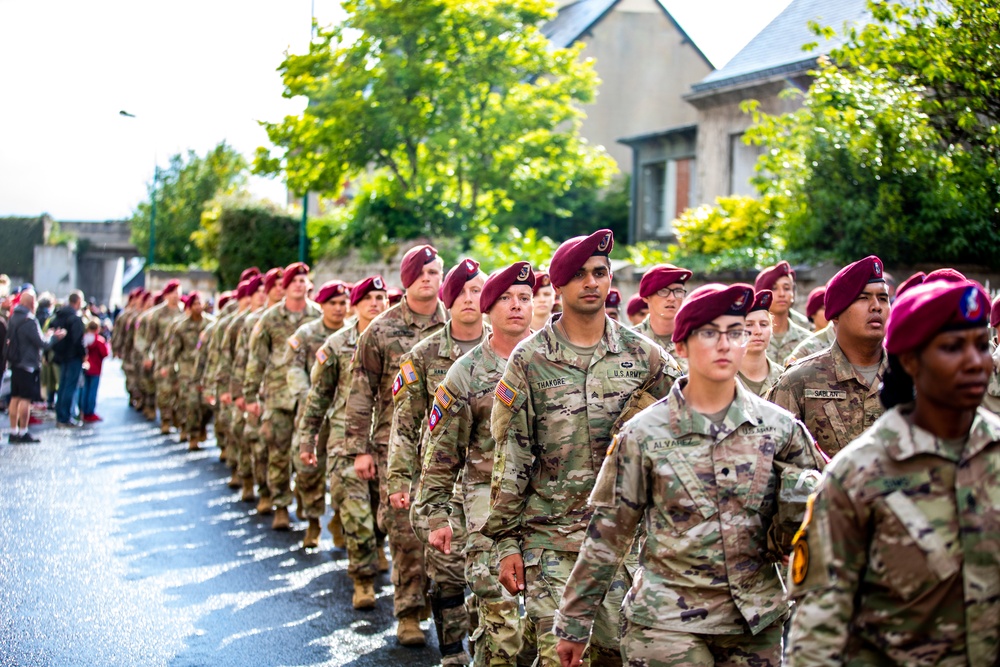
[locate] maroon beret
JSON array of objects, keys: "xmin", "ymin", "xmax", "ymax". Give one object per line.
[
  {"xmin": 350, "ymin": 275, "xmax": 387, "ymax": 306},
  {"xmin": 217, "ymin": 291, "xmax": 235, "ymax": 310},
  {"xmin": 673, "ymin": 283, "xmax": 755, "ymax": 343},
  {"xmin": 925, "ymin": 267, "xmax": 967, "ymax": 284},
  {"xmin": 440, "ymin": 258, "xmax": 482, "ymax": 308},
  {"xmin": 606, "ymin": 288, "xmax": 622, "ymax": 309},
  {"xmin": 282, "ymin": 262, "xmax": 310, "ymax": 289},
  {"xmin": 480, "ymin": 261, "xmax": 535, "ymax": 313},
  {"xmin": 549, "ymin": 229, "xmax": 614, "ymax": 288},
  {"xmin": 754, "ymin": 261, "xmax": 795, "ymax": 292},
  {"xmin": 245, "ymin": 274, "xmax": 263, "ymax": 296},
  {"xmin": 639, "ymin": 264, "xmax": 693, "ymax": 298},
  {"xmin": 388, "ymin": 287, "xmax": 404, "ymax": 305},
  {"xmin": 626, "ymin": 293, "xmax": 647, "ymax": 318},
  {"xmin": 896, "ymin": 272, "xmax": 926, "ymax": 297},
  {"xmin": 750, "ymin": 290, "xmax": 773, "ymax": 313},
  {"xmin": 532, "ymin": 272, "xmax": 551, "ymax": 295},
  {"xmin": 886, "ymin": 281, "xmax": 990, "ymax": 354},
  {"xmin": 400, "ymin": 244, "xmax": 439, "ymax": 288},
  {"xmin": 181, "ymin": 291, "xmax": 201, "ymax": 308},
  {"xmin": 153, "ymin": 291, "xmax": 165, "ymax": 305},
  {"xmin": 263, "ymin": 268, "xmax": 284, "ymax": 293},
  {"xmin": 235, "ymin": 280, "xmax": 251, "ymax": 300},
  {"xmin": 992, "ymin": 295, "xmax": 1000, "ymax": 328},
  {"xmin": 824, "ymin": 255, "xmax": 885, "ymax": 319},
  {"xmin": 315, "ymin": 280, "xmax": 350, "ymax": 304},
  {"xmin": 162, "ymin": 279, "xmax": 181, "ymax": 296},
  {"xmin": 805, "ymin": 287, "xmax": 826, "ymax": 319},
  {"xmin": 239, "ymin": 267, "xmax": 261, "ymax": 283}
]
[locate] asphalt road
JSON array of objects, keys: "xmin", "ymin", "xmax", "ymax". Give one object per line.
[{"xmin": 0, "ymin": 360, "xmax": 442, "ymax": 667}]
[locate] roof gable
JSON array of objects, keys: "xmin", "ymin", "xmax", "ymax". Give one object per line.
[{"xmin": 691, "ymin": 0, "xmax": 869, "ymax": 94}]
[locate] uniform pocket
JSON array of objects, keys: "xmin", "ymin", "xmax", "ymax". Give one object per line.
[{"xmin": 659, "ymin": 449, "xmax": 717, "ymax": 534}]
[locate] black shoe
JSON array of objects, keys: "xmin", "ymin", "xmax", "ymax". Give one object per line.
[
  {"xmin": 20, "ymin": 432, "xmax": 39, "ymax": 443},
  {"xmin": 7, "ymin": 433, "xmax": 23, "ymax": 443}
]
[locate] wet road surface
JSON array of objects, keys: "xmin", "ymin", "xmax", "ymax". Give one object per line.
[{"xmin": 0, "ymin": 360, "xmax": 442, "ymax": 666}]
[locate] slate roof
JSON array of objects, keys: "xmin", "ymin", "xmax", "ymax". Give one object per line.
[
  {"xmin": 690, "ymin": 0, "xmax": 869, "ymax": 94},
  {"xmin": 542, "ymin": 0, "xmax": 711, "ymax": 66}
]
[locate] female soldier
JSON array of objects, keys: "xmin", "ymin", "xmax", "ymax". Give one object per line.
[
  {"xmin": 738, "ymin": 290, "xmax": 784, "ymax": 398},
  {"xmin": 787, "ymin": 278, "xmax": 1000, "ymax": 666}
]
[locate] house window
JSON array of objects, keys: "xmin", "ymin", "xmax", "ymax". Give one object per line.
[
  {"xmin": 729, "ymin": 133, "xmax": 765, "ymax": 197},
  {"xmin": 643, "ymin": 157, "xmax": 694, "ymax": 239}
]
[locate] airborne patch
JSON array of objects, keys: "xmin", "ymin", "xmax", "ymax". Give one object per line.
[
  {"xmin": 401, "ymin": 360, "xmax": 419, "ymax": 385},
  {"xmin": 428, "ymin": 404, "xmax": 443, "ymax": 431},
  {"xmin": 435, "ymin": 384, "xmax": 455, "ymax": 410},
  {"xmin": 392, "ymin": 372, "xmax": 404, "ymax": 396},
  {"xmin": 495, "ymin": 380, "xmax": 517, "ymax": 407}
]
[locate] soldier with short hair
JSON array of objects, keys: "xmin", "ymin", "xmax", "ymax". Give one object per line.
[
  {"xmin": 768, "ymin": 256, "xmax": 890, "ymax": 458},
  {"xmin": 167, "ymin": 291, "xmax": 214, "ymax": 450},
  {"xmin": 484, "ymin": 229, "xmax": 682, "ymax": 667},
  {"xmin": 755, "ymin": 261, "xmax": 810, "ymax": 364},
  {"xmin": 555, "ymin": 283, "xmax": 825, "ymax": 667}
]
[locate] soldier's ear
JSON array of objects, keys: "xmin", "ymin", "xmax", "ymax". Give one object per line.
[
  {"xmin": 898, "ymin": 350, "xmax": 920, "ymax": 380},
  {"xmin": 675, "ymin": 339, "xmax": 689, "ymax": 359}
]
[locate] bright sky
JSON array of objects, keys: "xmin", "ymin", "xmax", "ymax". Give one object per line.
[{"xmin": 0, "ymin": 0, "xmax": 792, "ymax": 221}]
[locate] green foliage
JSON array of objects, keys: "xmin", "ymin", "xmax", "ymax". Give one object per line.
[
  {"xmin": 215, "ymin": 201, "xmax": 302, "ymax": 289},
  {"xmin": 130, "ymin": 141, "xmax": 248, "ymax": 266},
  {"xmin": 743, "ymin": 0, "xmax": 1000, "ymax": 266},
  {"xmin": 256, "ymin": 0, "xmax": 616, "ymax": 255},
  {"xmin": 0, "ymin": 216, "xmax": 46, "ymax": 280},
  {"xmin": 469, "ymin": 226, "xmax": 559, "ymax": 274}
]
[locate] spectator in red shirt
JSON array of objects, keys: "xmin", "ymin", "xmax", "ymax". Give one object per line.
[{"xmin": 80, "ymin": 320, "xmax": 109, "ymax": 423}]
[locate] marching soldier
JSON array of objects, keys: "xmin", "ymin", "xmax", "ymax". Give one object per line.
[
  {"xmin": 737, "ymin": 290, "xmax": 784, "ymax": 398},
  {"xmin": 633, "ymin": 264, "xmax": 693, "ymax": 373},
  {"xmin": 754, "ymin": 261, "xmax": 810, "ymax": 364},
  {"xmin": 167, "ymin": 292, "xmax": 215, "ymax": 450},
  {"xmin": 785, "ymin": 286, "xmax": 834, "ymax": 365}
]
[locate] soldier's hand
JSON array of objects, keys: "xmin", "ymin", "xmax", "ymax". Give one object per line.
[
  {"xmin": 220, "ymin": 392, "xmax": 232, "ymax": 406},
  {"xmin": 389, "ymin": 492, "xmax": 410, "ymax": 510},
  {"xmin": 300, "ymin": 451, "xmax": 318, "ymax": 467},
  {"xmin": 556, "ymin": 639, "xmax": 587, "ymax": 667},
  {"xmin": 498, "ymin": 553, "xmax": 525, "ymax": 595},
  {"xmin": 428, "ymin": 525, "xmax": 453, "ymax": 555},
  {"xmin": 355, "ymin": 453, "xmax": 376, "ymax": 481},
  {"xmin": 159, "ymin": 368, "xmax": 168, "ymax": 378},
  {"xmin": 143, "ymin": 359, "xmax": 153, "ymax": 370},
  {"xmin": 235, "ymin": 396, "xmax": 246, "ymax": 410},
  {"xmin": 246, "ymin": 402, "xmax": 261, "ymax": 417}
]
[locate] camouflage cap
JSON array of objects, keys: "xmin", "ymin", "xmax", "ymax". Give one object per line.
[{"xmin": 886, "ymin": 280, "xmax": 989, "ymax": 354}]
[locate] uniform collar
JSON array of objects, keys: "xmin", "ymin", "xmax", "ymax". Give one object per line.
[
  {"xmin": 400, "ymin": 296, "xmax": 447, "ymax": 328},
  {"xmin": 481, "ymin": 335, "xmax": 505, "ymax": 373},
  {"xmin": 884, "ymin": 404, "xmax": 1000, "ymax": 462},
  {"xmin": 830, "ymin": 339, "xmax": 888, "ymax": 388},
  {"xmin": 667, "ymin": 377, "xmax": 761, "ymax": 440},
  {"xmin": 542, "ymin": 312, "xmax": 622, "ymax": 366},
  {"xmin": 442, "ymin": 321, "xmax": 489, "ymax": 360}
]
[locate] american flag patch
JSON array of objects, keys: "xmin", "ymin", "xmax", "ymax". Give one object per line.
[
  {"xmin": 392, "ymin": 372, "xmax": 404, "ymax": 396},
  {"xmin": 428, "ymin": 404, "xmax": 443, "ymax": 431},
  {"xmin": 495, "ymin": 380, "xmax": 517, "ymax": 407},
  {"xmin": 401, "ymin": 360, "xmax": 418, "ymax": 385},
  {"xmin": 435, "ymin": 384, "xmax": 454, "ymax": 410},
  {"xmin": 288, "ymin": 336, "xmax": 301, "ymax": 350},
  {"xmin": 316, "ymin": 348, "xmax": 329, "ymax": 365}
]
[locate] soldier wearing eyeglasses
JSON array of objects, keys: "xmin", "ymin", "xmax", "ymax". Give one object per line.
[
  {"xmin": 633, "ymin": 264, "xmax": 694, "ymax": 373},
  {"xmin": 554, "ymin": 283, "xmax": 825, "ymax": 667}
]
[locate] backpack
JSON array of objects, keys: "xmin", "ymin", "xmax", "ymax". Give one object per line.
[{"xmin": 4, "ymin": 318, "xmax": 22, "ymax": 370}]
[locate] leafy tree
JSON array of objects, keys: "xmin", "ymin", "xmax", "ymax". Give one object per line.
[
  {"xmin": 130, "ymin": 142, "xmax": 247, "ymax": 267},
  {"xmin": 255, "ymin": 0, "xmax": 616, "ymax": 253},
  {"xmin": 214, "ymin": 200, "xmax": 302, "ymax": 289}
]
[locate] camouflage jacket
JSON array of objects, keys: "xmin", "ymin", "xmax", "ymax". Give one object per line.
[
  {"xmin": 554, "ymin": 380, "xmax": 824, "ymax": 641},
  {"xmin": 167, "ymin": 314, "xmax": 214, "ymax": 381},
  {"xmin": 285, "ymin": 316, "xmax": 345, "ymax": 407},
  {"xmin": 785, "ymin": 323, "xmax": 836, "ymax": 367},
  {"xmin": 229, "ymin": 309, "xmax": 266, "ymax": 399},
  {"xmin": 344, "ymin": 299, "xmax": 448, "ymax": 456},
  {"xmin": 767, "ymin": 341, "xmax": 887, "ymax": 458},
  {"xmin": 768, "ymin": 318, "xmax": 811, "ymax": 366},
  {"xmin": 200, "ymin": 306, "xmax": 240, "ymax": 392},
  {"xmin": 982, "ymin": 345, "xmax": 1000, "ymax": 417},
  {"xmin": 244, "ymin": 299, "xmax": 321, "ymax": 410},
  {"xmin": 482, "ymin": 314, "xmax": 681, "ymax": 559},
  {"xmin": 114, "ymin": 308, "xmax": 139, "ymax": 365},
  {"xmin": 414, "ymin": 337, "xmax": 507, "ymax": 553},
  {"xmin": 737, "ymin": 356, "xmax": 784, "ymax": 399},
  {"xmin": 387, "ymin": 322, "xmax": 489, "ymax": 497},
  {"xmin": 787, "ymin": 406, "xmax": 1000, "ymax": 666},
  {"xmin": 296, "ymin": 320, "xmax": 361, "ymax": 457},
  {"xmin": 146, "ymin": 303, "xmax": 183, "ymax": 366},
  {"xmin": 633, "ymin": 317, "xmax": 687, "ymax": 373}
]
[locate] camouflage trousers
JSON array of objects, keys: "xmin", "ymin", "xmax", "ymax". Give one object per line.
[
  {"xmin": 618, "ymin": 618, "xmax": 782, "ymax": 667},
  {"xmin": 214, "ymin": 398, "xmax": 233, "ymax": 466},
  {"xmin": 180, "ymin": 382, "xmax": 211, "ymax": 440},
  {"xmin": 261, "ymin": 406, "xmax": 294, "ymax": 507},
  {"xmin": 140, "ymin": 365, "xmax": 155, "ymax": 411},
  {"xmin": 328, "ymin": 454, "xmax": 381, "ymax": 580},
  {"xmin": 244, "ymin": 412, "xmax": 267, "ymax": 494},
  {"xmin": 155, "ymin": 370, "xmax": 179, "ymax": 425},
  {"xmin": 292, "ymin": 414, "xmax": 329, "ymax": 520},
  {"xmin": 467, "ymin": 546, "xmax": 524, "ymax": 667},
  {"xmin": 523, "ymin": 548, "xmax": 631, "ymax": 667}
]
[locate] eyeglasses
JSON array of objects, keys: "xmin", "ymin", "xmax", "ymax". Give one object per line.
[
  {"xmin": 690, "ymin": 328, "xmax": 751, "ymax": 346},
  {"xmin": 656, "ymin": 287, "xmax": 687, "ymax": 299}
]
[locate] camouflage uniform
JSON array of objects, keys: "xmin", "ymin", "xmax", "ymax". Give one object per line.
[
  {"xmin": 483, "ymin": 315, "xmax": 681, "ymax": 665},
  {"xmin": 415, "ymin": 338, "xmax": 526, "ymax": 666},
  {"xmin": 231, "ymin": 309, "xmax": 267, "ymax": 491},
  {"xmin": 344, "ymin": 298, "xmax": 447, "ymax": 618},
  {"xmin": 115, "ymin": 308, "xmax": 141, "ymax": 404},
  {"xmin": 285, "ymin": 316, "xmax": 342, "ymax": 519},
  {"xmin": 388, "ymin": 323, "xmax": 487, "ymax": 664},
  {"xmin": 244, "ymin": 299, "xmax": 321, "ymax": 509},
  {"xmin": 132, "ymin": 305, "xmax": 165, "ymax": 415},
  {"xmin": 554, "ymin": 380, "xmax": 825, "ymax": 666},
  {"xmin": 167, "ymin": 313, "xmax": 215, "ymax": 440},
  {"xmin": 146, "ymin": 303, "xmax": 183, "ymax": 425},
  {"xmin": 736, "ymin": 356, "xmax": 784, "ymax": 399},
  {"xmin": 767, "ymin": 341, "xmax": 888, "ymax": 458},
  {"xmin": 298, "ymin": 320, "xmax": 383, "ymax": 581},
  {"xmin": 768, "ymin": 318, "xmax": 811, "ymax": 366},
  {"xmin": 785, "ymin": 322, "xmax": 836, "ymax": 366},
  {"xmin": 787, "ymin": 405, "xmax": 1000, "ymax": 666},
  {"xmin": 633, "ymin": 317, "xmax": 687, "ymax": 373},
  {"xmin": 982, "ymin": 345, "xmax": 1000, "ymax": 416},
  {"xmin": 195, "ymin": 301, "xmax": 238, "ymax": 460}
]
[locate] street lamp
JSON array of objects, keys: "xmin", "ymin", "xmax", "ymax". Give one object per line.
[{"xmin": 119, "ymin": 110, "xmax": 157, "ymax": 267}]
